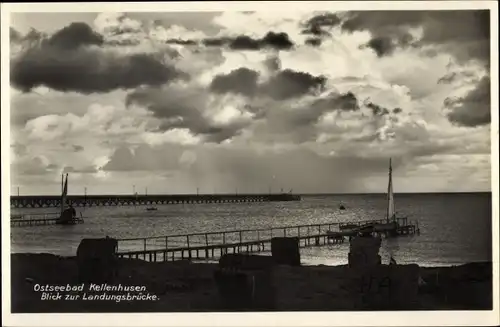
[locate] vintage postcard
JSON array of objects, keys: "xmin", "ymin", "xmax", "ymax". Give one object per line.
[{"xmin": 1, "ymin": 1, "xmax": 498, "ymax": 326}]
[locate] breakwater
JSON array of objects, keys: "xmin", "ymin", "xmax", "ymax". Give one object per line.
[{"xmin": 10, "ymin": 193, "xmax": 301, "ymax": 208}]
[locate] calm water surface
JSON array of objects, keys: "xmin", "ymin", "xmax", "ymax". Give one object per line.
[{"xmin": 10, "ymin": 193, "xmax": 492, "ymax": 267}]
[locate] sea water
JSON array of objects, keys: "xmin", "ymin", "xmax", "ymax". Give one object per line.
[{"xmin": 10, "ymin": 193, "xmax": 492, "ymax": 267}]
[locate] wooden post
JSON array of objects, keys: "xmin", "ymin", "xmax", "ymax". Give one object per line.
[
  {"xmin": 186, "ymin": 235, "xmax": 190, "ymax": 249},
  {"xmin": 205, "ymin": 233, "xmax": 209, "ymax": 247},
  {"xmin": 257, "ymin": 230, "xmax": 260, "ymax": 241},
  {"xmin": 298, "ymin": 226, "xmax": 300, "ymax": 238},
  {"xmin": 165, "ymin": 236, "xmax": 168, "ymax": 250},
  {"xmin": 222, "ymin": 232, "xmax": 226, "ymax": 244},
  {"xmin": 283, "ymin": 228, "xmax": 286, "ymax": 237},
  {"xmin": 318, "ymin": 225, "xmax": 321, "ymax": 234},
  {"xmin": 143, "ymin": 239, "xmax": 147, "ymax": 252},
  {"xmin": 239, "ymin": 231, "xmax": 242, "ymax": 244}
]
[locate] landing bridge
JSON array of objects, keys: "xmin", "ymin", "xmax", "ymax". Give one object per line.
[
  {"xmin": 10, "ymin": 193, "xmax": 301, "ymax": 208},
  {"xmin": 116, "ymin": 217, "xmax": 420, "ymax": 262}
]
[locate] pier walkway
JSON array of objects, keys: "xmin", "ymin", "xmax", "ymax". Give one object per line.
[
  {"xmin": 10, "ymin": 213, "xmax": 84, "ymax": 227},
  {"xmin": 116, "ymin": 218, "xmax": 420, "ymax": 262},
  {"xmin": 10, "ymin": 193, "xmax": 301, "ymax": 208}
]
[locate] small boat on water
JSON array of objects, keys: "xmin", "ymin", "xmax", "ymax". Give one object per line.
[
  {"xmin": 56, "ymin": 173, "xmax": 84, "ymax": 225},
  {"xmin": 355, "ymin": 158, "xmax": 407, "ymax": 234},
  {"xmin": 339, "ymin": 204, "xmax": 346, "ymax": 210},
  {"xmin": 146, "ymin": 207, "xmax": 158, "ymax": 211},
  {"xmin": 331, "ymin": 158, "xmax": 413, "ymax": 238},
  {"xmin": 372, "ymin": 158, "xmax": 404, "ymax": 233}
]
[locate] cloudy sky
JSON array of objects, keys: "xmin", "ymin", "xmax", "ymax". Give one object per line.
[{"xmin": 8, "ymin": 7, "xmax": 492, "ymax": 195}]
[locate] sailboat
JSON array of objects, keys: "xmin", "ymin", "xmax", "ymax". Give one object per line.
[
  {"xmin": 371, "ymin": 158, "xmax": 402, "ymax": 234},
  {"xmin": 56, "ymin": 173, "xmax": 84, "ymax": 225}
]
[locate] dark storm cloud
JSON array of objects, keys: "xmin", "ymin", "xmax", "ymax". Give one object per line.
[
  {"xmin": 284, "ymin": 92, "xmax": 360, "ymax": 131},
  {"xmin": 260, "ymin": 32, "xmax": 294, "ymax": 50},
  {"xmin": 262, "ymin": 70, "xmax": 327, "ymax": 100},
  {"xmin": 312, "ymin": 92, "xmax": 359, "ymax": 112},
  {"xmin": 48, "ymin": 22, "xmax": 104, "ymax": 49},
  {"xmin": 305, "ymin": 38, "xmax": 322, "ymax": 47},
  {"xmin": 230, "ymin": 35, "xmax": 261, "ymax": 50},
  {"xmin": 341, "ymin": 10, "xmax": 490, "ymax": 64},
  {"xmin": 197, "ymin": 32, "xmax": 295, "ymax": 51},
  {"xmin": 365, "ymin": 101, "xmax": 390, "ymax": 116},
  {"xmin": 210, "ymin": 68, "xmax": 259, "ymax": 97},
  {"xmin": 166, "ymin": 38, "xmax": 198, "ymax": 46},
  {"xmin": 256, "ymin": 91, "xmax": 362, "ymax": 144},
  {"xmin": 72, "ymin": 145, "xmax": 84, "ymax": 152},
  {"xmin": 301, "ymin": 13, "xmax": 341, "ymax": 36},
  {"xmin": 364, "ymin": 36, "xmax": 396, "ymax": 57},
  {"xmin": 445, "ymin": 76, "xmax": 490, "ymax": 127},
  {"xmin": 208, "ymin": 68, "xmax": 326, "ymax": 100},
  {"xmin": 202, "ymin": 37, "xmax": 230, "ymax": 47},
  {"xmin": 10, "ymin": 23, "xmax": 185, "ymax": 94},
  {"xmin": 126, "ymin": 86, "xmax": 252, "ymax": 143},
  {"xmin": 359, "ymin": 33, "xmax": 415, "ymax": 57},
  {"xmin": 393, "ymin": 108, "xmax": 403, "ymax": 114}
]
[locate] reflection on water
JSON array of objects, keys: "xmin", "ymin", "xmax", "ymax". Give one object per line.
[{"xmin": 11, "ymin": 193, "xmax": 492, "ymax": 267}]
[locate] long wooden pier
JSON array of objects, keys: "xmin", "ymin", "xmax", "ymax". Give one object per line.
[
  {"xmin": 10, "ymin": 193, "xmax": 301, "ymax": 208},
  {"xmin": 116, "ymin": 218, "xmax": 420, "ymax": 262}
]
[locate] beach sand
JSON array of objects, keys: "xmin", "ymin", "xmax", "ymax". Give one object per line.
[{"xmin": 10, "ymin": 253, "xmax": 492, "ymax": 313}]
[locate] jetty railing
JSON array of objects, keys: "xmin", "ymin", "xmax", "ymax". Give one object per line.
[
  {"xmin": 11, "ymin": 212, "xmax": 61, "ymax": 227},
  {"xmin": 116, "ymin": 217, "xmax": 419, "ymax": 262},
  {"xmin": 11, "ymin": 212, "xmax": 60, "ymax": 220},
  {"xmin": 10, "ymin": 212, "xmax": 85, "ymax": 227}
]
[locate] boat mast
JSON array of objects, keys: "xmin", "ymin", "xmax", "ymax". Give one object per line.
[
  {"xmin": 60, "ymin": 173, "xmax": 64, "ymax": 216},
  {"xmin": 386, "ymin": 158, "xmax": 393, "ymax": 222}
]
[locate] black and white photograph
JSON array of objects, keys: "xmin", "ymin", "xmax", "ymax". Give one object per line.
[{"xmin": 2, "ymin": 1, "xmax": 498, "ymax": 326}]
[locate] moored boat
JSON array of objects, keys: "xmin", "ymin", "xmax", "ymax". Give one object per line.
[{"xmin": 56, "ymin": 173, "xmax": 84, "ymax": 225}]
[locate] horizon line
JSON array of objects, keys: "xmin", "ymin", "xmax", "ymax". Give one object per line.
[{"xmin": 8, "ymin": 191, "xmax": 492, "ymax": 197}]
